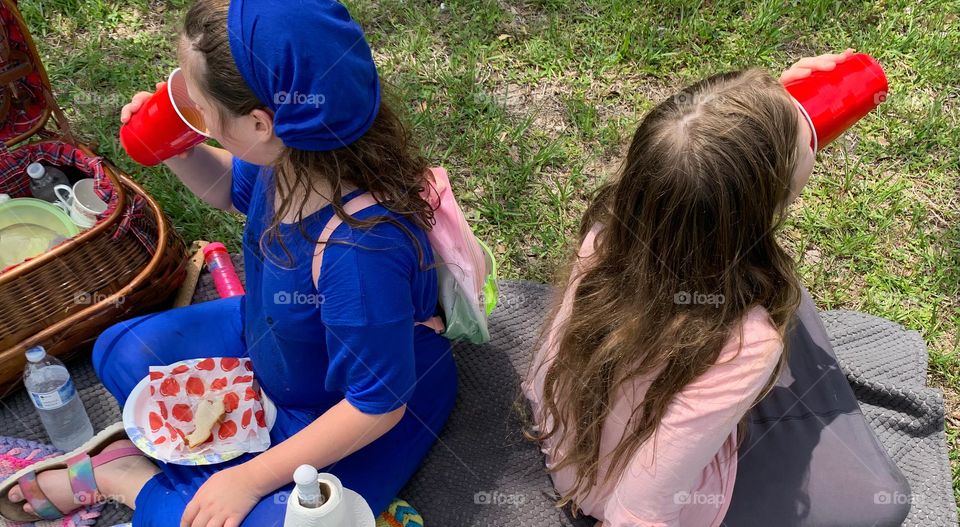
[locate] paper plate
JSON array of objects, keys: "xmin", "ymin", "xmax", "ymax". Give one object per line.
[{"xmin": 122, "ymin": 358, "xmax": 277, "ymax": 466}]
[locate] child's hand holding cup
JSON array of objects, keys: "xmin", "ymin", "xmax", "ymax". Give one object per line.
[
  {"xmin": 781, "ymin": 49, "xmax": 889, "ymax": 151},
  {"xmin": 119, "ymin": 68, "xmax": 210, "ymax": 166}
]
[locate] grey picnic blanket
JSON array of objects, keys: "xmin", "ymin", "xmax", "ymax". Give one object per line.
[{"xmin": 0, "ymin": 269, "xmax": 955, "ymax": 526}]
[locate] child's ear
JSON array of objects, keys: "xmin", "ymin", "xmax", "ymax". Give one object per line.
[{"xmin": 250, "ymin": 108, "xmax": 275, "ymax": 137}]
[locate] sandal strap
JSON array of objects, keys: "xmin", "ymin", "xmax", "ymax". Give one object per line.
[
  {"xmin": 16, "ymin": 471, "xmax": 63, "ymax": 520},
  {"xmin": 66, "ymin": 453, "xmax": 99, "ymax": 506},
  {"xmin": 64, "ymin": 446, "xmax": 141, "ymax": 507},
  {"xmin": 91, "ymin": 446, "xmax": 142, "ymax": 467}
]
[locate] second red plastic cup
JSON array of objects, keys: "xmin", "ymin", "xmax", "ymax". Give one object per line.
[
  {"xmin": 784, "ymin": 53, "xmax": 888, "ymax": 151},
  {"xmin": 120, "ymin": 68, "xmax": 210, "ymax": 166}
]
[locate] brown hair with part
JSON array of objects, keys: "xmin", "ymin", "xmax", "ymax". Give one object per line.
[{"xmin": 529, "ymin": 69, "xmax": 803, "ymax": 511}]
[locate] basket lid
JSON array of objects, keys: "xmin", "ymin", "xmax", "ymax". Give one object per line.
[{"xmin": 0, "ymin": 0, "xmax": 71, "ymax": 148}]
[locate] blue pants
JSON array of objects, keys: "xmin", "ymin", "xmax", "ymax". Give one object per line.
[{"xmin": 92, "ymin": 296, "xmax": 457, "ymax": 527}]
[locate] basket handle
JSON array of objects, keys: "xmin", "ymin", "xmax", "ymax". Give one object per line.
[
  {"xmin": 0, "ymin": 50, "xmax": 32, "ymax": 85},
  {"xmin": 42, "ymin": 86, "xmax": 75, "ymax": 144}
]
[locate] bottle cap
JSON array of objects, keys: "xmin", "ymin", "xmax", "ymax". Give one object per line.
[
  {"xmin": 202, "ymin": 242, "xmax": 227, "ymax": 257},
  {"xmin": 26, "ymin": 163, "xmax": 45, "ymax": 180},
  {"xmin": 294, "ymin": 464, "xmax": 322, "ymax": 506},
  {"xmin": 25, "ymin": 346, "xmax": 46, "ymax": 363},
  {"xmin": 294, "ymin": 464, "xmax": 319, "ymax": 487}
]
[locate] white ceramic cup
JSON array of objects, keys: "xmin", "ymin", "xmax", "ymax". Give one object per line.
[{"xmin": 54, "ymin": 179, "xmax": 107, "ymax": 228}]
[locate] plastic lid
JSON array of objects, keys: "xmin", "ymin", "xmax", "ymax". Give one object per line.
[
  {"xmin": 294, "ymin": 464, "xmax": 319, "ymax": 488},
  {"xmin": 25, "ymin": 346, "xmax": 46, "ymax": 362},
  {"xmin": 201, "ymin": 242, "xmax": 227, "ymax": 256},
  {"xmin": 294, "ymin": 465, "xmax": 321, "ymax": 504},
  {"xmin": 26, "ymin": 163, "xmax": 45, "ymax": 180}
]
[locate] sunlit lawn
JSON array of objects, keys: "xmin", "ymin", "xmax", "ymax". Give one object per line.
[{"xmin": 20, "ymin": 0, "xmax": 960, "ymax": 503}]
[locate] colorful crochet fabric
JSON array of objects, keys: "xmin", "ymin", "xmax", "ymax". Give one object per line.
[
  {"xmin": 376, "ymin": 499, "xmax": 423, "ymax": 527},
  {"xmin": 0, "ymin": 436, "xmax": 103, "ymax": 527}
]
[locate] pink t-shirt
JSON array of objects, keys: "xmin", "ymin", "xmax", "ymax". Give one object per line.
[{"xmin": 522, "ymin": 227, "xmax": 783, "ymax": 527}]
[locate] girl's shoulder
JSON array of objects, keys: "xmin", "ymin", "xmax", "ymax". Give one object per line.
[
  {"xmin": 719, "ymin": 305, "xmax": 784, "ymax": 365},
  {"xmin": 313, "ymin": 203, "xmax": 434, "ymax": 326},
  {"xmin": 742, "ymin": 305, "xmax": 782, "ymax": 341},
  {"xmin": 328, "ymin": 202, "xmax": 428, "ymax": 251},
  {"xmin": 316, "ymin": 200, "xmax": 433, "ymax": 282}
]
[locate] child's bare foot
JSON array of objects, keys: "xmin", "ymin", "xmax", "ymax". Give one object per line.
[{"xmin": 6, "ymin": 439, "xmax": 159, "ymax": 516}]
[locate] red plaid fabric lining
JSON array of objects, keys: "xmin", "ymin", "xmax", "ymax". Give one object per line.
[
  {"xmin": 0, "ymin": 1, "xmax": 157, "ymax": 272},
  {"xmin": 0, "ymin": 140, "xmax": 157, "ymax": 255}
]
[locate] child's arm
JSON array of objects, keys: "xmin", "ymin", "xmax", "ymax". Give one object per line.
[
  {"xmin": 121, "ymin": 90, "xmax": 236, "ymax": 212},
  {"xmin": 601, "ymin": 310, "xmax": 783, "ymax": 527},
  {"xmin": 245, "ymin": 400, "xmax": 404, "ymax": 492},
  {"xmin": 162, "ymin": 144, "xmax": 237, "ymax": 212},
  {"xmin": 179, "ymin": 400, "xmax": 405, "ymax": 527}
]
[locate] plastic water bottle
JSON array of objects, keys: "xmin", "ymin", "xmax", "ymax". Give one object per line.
[
  {"xmin": 202, "ymin": 242, "xmax": 245, "ymax": 298},
  {"xmin": 27, "ymin": 163, "xmax": 70, "ymax": 204},
  {"xmin": 23, "ymin": 346, "xmax": 94, "ymax": 451},
  {"xmin": 293, "ymin": 465, "xmax": 325, "ymax": 508}
]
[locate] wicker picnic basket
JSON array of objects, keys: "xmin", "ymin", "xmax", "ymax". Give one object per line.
[{"xmin": 0, "ymin": 0, "xmax": 188, "ymax": 396}]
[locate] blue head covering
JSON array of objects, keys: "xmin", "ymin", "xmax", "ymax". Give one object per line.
[{"xmin": 227, "ymin": 0, "xmax": 381, "ymax": 151}]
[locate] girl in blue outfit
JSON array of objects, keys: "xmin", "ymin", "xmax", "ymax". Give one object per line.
[{"xmin": 4, "ymin": 1, "xmax": 457, "ymax": 526}]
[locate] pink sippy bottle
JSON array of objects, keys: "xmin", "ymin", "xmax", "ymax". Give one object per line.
[{"xmin": 202, "ymin": 242, "xmax": 245, "ymax": 298}]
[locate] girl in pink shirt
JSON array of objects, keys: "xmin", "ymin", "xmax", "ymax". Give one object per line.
[{"xmin": 524, "ymin": 52, "xmax": 910, "ymax": 527}]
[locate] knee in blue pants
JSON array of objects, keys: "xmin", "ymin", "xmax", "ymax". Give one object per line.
[
  {"xmin": 92, "ymin": 297, "xmax": 246, "ymax": 407},
  {"xmin": 92, "ymin": 314, "xmax": 164, "ymax": 406}
]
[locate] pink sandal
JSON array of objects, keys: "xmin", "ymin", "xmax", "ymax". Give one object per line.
[{"xmin": 0, "ymin": 422, "xmax": 144, "ymax": 522}]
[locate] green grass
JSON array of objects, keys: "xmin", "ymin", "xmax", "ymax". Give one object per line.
[{"xmin": 18, "ymin": 0, "xmax": 960, "ymax": 506}]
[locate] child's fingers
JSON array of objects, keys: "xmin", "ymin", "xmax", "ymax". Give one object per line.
[
  {"xmin": 119, "ymin": 91, "xmax": 154, "ymax": 124},
  {"xmin": 779, "ymin": 67, "xmax": 813, "ymax": 84},
  {"xmin": 799, "ymin": 50, "xmax": 857, "ymax": 70},
  {"xmin": 188, "ymin": 509, "xmax": 212, "ymax": 527},
  {"xmin": 792, "ymin": 56, "xmax": 839, "ymax": 72},
  {"xmin": 819, "ymin": 51, "xmax": 853, "ymax": 65},
  {"xmin": 201, "ymin": 513, "xmax": 226, "ymax": 527},
  {"xmin": 180, "ymin": 499, "xmax": 199, "ymax": 527},
  {"xmin": 781, "ymin": 49, "xmax": 859, "ymax": 83}
]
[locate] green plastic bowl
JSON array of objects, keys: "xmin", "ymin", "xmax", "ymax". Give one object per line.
[{"xmin": 0, "ymin": 197, "xmax": 80, "ymax": 268}]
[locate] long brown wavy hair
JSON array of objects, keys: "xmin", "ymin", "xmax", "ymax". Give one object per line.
[
  {"xmin": 182, "ymin": 0, "xmax": 432, "ymax": 266},
  {"xmin": 530, "ymin": 69, "xmax": 803, "ymax": 510}
]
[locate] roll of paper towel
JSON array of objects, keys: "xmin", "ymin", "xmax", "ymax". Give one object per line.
[{"xmin": 283, "ymin": 471, "xmax": 375, "ymax": 527}]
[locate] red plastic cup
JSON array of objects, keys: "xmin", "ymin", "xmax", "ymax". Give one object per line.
[
  {"xmin": 783, "ymin": 53, "xmax": 888, "ymax": 152},
  {"xmin": 119, "ymin": 68, "xmax": 210, "ymax": 166}
]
